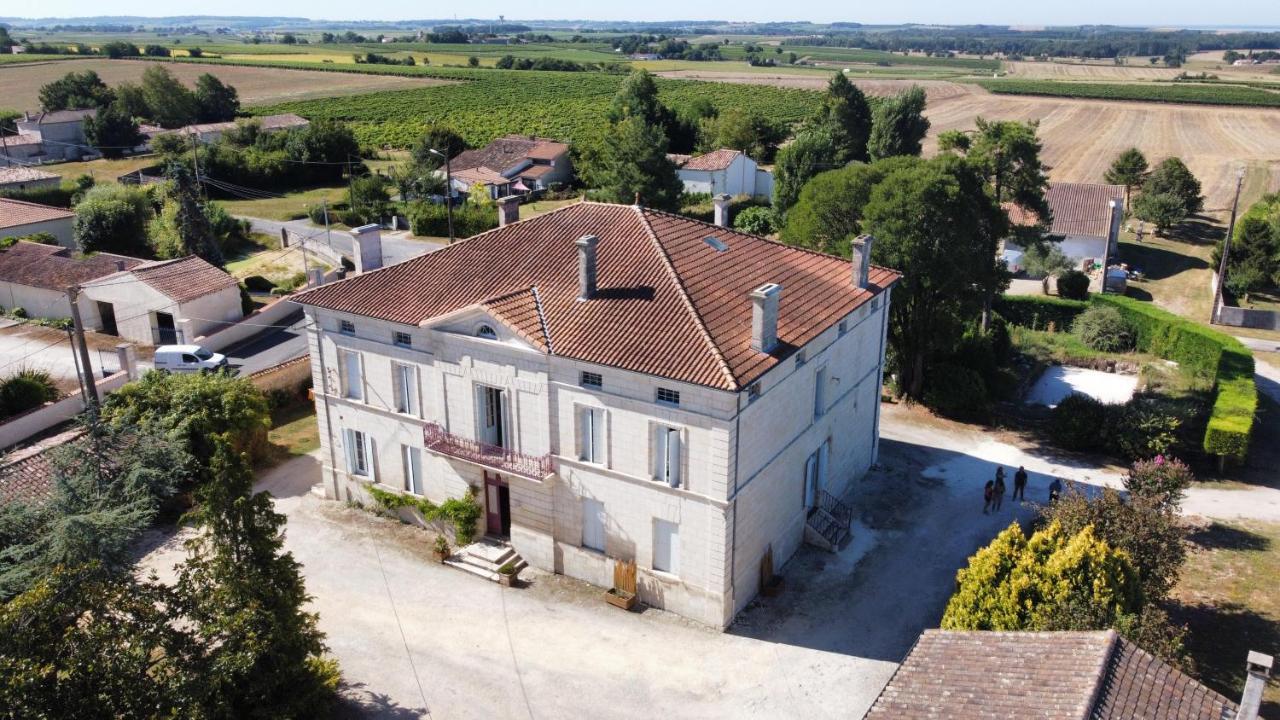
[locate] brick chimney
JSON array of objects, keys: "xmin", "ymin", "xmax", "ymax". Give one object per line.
[
  {"xmin": 576, "ymin": 234, "xmax": 599, "ymax": 300},
  {"xmin": 750, "ymin": 283, "xmax": 782, "ymax": 353},
  {"xmin": 851, "ymin": 234, "xmax": 874, "ymax": 289},
  {"xmin": 350, "ymin": 224, "xmax": 383, "ymax": 274},
  {"xmin": 713, "ymin": 193, "xmax": 731, "ymax": 228},
  {"xmin": 1238, "ymin": 651, "xmax": 1273, "ymax": 720},
  {"xmin": 497, "ymin": 195, "xmax": 520, "ymax": 227}
]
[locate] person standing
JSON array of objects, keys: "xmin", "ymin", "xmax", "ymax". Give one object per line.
[
  {"xmin": 1013, "ymin": 466, "xmax": 1028, "ymax": 501},
  {"xmin": 993, "ymin": 473, "xmax": 1006, "ymax": 511},
  {"xmin": 1049, "ymin": 477, "xmax": 1063, "ymax": 503},
  {"xmin": 983, "ymin": 480, "xmax": 994, "ymax": 515}
]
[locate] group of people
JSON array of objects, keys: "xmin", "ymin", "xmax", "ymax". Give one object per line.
[{"xmin": 982, "ymin": 466, "xmax": 1064, "ymax": 513}]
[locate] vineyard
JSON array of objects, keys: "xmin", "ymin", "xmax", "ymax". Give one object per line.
[
  {"xmin": 246, "ymin": 63, "xmax": 824, "ymax": 148},
  {"xmin": 787, "ymin": 46, "xmax": 1001, "ymax": 71},
  {"xmin": 975, "ymin": 78, "xmax": 1280, "ymax": 107}
]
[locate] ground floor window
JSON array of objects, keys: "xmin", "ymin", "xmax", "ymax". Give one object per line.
[
  {"xmin": 653, "ymin": 519, "xmax": 679, "ymax": 576},
  {"xmin": 344, "ymin": 428, "xmax": 372, "ymax": 478},
  {"xmin": 402, "ymin": 444, "xmax": 423, "ymax": 495},
  {"xmin": 582, "ymin": 497, "xmax": 605, "ymax": 552}
]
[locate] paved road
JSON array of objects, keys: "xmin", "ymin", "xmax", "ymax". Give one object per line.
[
  {"xmin": 1235, "ymin": 335, "xmax": 1280, "ymax": 354},
  {"xmin": 240, "ymin": 216, "xmax": 444, "ymax": 267},
  {"xmin": 222, "ymin": 308, "xmax": 309, "ymax": 376}
]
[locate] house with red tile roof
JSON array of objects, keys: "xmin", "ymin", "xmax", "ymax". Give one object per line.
[
  {"xmin": 444, "ymin": 135, "xmax": 573, "ymax": 199},
  {"xmin": 0, "ymin": 198, "xmax": 75, "ymax": 248},
  {"xmin": 669, "ymin": 148, "xmax": 774, "ymax": 199},
  {"xmin": 293, "ymin": 200, "xmax": 899, "ymax": 627},
  {"xmin": 1003, "ymin": 182, "xmax": 1125, "ymax": 276}
]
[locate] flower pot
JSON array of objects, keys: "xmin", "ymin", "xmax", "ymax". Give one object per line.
[
  {"xmin": 432, "ymin": 549, "xmax": 448, "ymax": 563},
  {"xmin": 605, "ymin": 587, "xmax": 637, "ymax": 610},
  {"xmin": 498, "ymin": 570, "xmax": 517, "ymax": 587}
]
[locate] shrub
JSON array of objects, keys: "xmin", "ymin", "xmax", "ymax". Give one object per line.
[
  {"xmin": 732, "ymin": 205, "xmax": 778, "ymax": 235},
  {"xmin": 1073, "ymin": 305, "xmax": 1135, "ymax": 352},
  {"xmin": 1049, "ymin": 394, "xmax": 1110, "ymax": 451},
  {"xmin": 0, "ymin": 369, "xmax": 59, "ymax": 419},
  {"xmin": 1056, "ymin": 269, "xmax": 1090, "ymax": 300},
  {"xmin": 1125, "ymin": 456, "xmax": 1193, "ymax": 511},
  {"xmin": 923, "ymin": 363, "xmax": 990, "ymax": 422},
  {"xmin": 994, "ymin": 295, "xmax": 1086, "ymax": 330},
  {"xmin": 241, "ymin": 275, "xmax": 276, "ymax": 293},
  {"xmin": 407, "ymin": 201, "xmax": 498, "ymax": 239},
  {"xmin": 1106, "ymin": 404, "xmax": 1181, "ymax": 460}
]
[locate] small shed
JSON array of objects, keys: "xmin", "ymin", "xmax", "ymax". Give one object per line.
[{"xmin": 81, "ymin": 255, "xmax": 243, "ymax": 345}]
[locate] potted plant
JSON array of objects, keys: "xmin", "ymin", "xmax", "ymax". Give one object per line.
[
  {"xmin": 497, "ymin": 561, "xmax": 519, "ymax": 587},
  {"xmin": 432, "ymin": 535, "xmax": 450, "ymax": 563},
  {"xmin": 604, "ymin": 558, "xmax": 638, "ymax": 610},
  {"xmin": 604, "ymin": 586, "xmax": 637, "ymax": 610}
]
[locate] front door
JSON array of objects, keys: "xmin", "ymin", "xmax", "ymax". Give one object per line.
[
  {"xmin": 155, "ymin": 312, "xmax": 177, "ymax": 344},
  {"xmin": 484, "ymin": 471, "xmax": 511, "ymax": 537},
  {"xmin": 97, "ymin": 302, "xmax": 118, "ymax": 336}
]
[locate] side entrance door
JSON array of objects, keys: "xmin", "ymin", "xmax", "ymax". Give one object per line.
[
  {"xmin": 484, "ymin": 471, "xmax": 511, "ymax": 538},
  {"xmin": 96, "ymin": 302, "xmax": 118, "ymax": 336},
  {"xmin": 155, "ymin": 312, "xmax": 177, "ymax": 344}
]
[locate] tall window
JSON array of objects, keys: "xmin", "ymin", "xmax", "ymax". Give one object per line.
[
  {"xmin": 402, "ymin": 444, "xmax": 423, "ymax": 495},
  {"xmin": 582, "ymin": 498, "xmax": 605, "ymax": 552},
  {"xmin": 653, "ymin": 425, "xmax": 682, "ymax": 489},
  {"xmin": 653, "ymin": 519, "xmax": 679, "ymax": 575},
  {"xmin": 341, "ymin": 350, "xmax": 363, "ymax": 401},
  {"xmin": 814, "ymin": 366, "xmax": 828, "ymax": 420},
  {"xmin": 344, "ymin": 429, "xmax": 371, "ymax": 478},
  {"xmin": 578, "ymin": 406, "xmax": 605, "ymax": 464},
  {"xmin": 393, "ymin": 362, "xmax": 417, "ymax": 416}
]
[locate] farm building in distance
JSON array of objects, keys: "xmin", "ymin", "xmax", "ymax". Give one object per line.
[
  {"xmin": 1002, "ymin": 181, "xmax": 1124, "ymax": 275},
  {"xmin": 0, "ymin": 167, "xmax": 61, "ymax": 195},
  {"xmin": 668, "ymin": 149, "xmax": 774, "ymax": 200}
]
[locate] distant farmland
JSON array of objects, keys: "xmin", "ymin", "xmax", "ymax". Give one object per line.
[{"xmin": 0, "ymin": 58, "xmax": 452, "ymax": 110}]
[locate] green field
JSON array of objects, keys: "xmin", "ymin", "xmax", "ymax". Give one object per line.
[
  {"xmin": 0, "ymin": 54, "xmax": 80, "ymax": 65},
  {"xmin": 975, "ymin": 78, "xmax": 1280, "ymax": 107}
]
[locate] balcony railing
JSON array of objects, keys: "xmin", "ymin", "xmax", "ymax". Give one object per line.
[{"xmin": 423, "ymin": 423, "xmax": 554, "ymax": 480}]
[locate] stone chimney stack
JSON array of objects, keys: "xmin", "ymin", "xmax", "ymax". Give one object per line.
[
  {"xmin": 497, "ymin": 195, "xmax": 520, "ymax": 227},
  {"xmin": 750, "ymin": 283, "xmax": 782, "ymax": 353},
  {"xmin": 350, "ymin": 224, "xmax": 383, "ymax": 274},
  {"xmin": 1238, "ymin": 651, "xmax": 1274, "ymax": 720},
  {"xmin": 851, "ymin": 234, "xmax": 874, "ymax": 290},
  {"xmin": 576, "ymin": 234, "xmax": 599, "ymax": 300},
  {"xmin": 713, "ymin": 193, "xmax": 731, "ymax": 228}
]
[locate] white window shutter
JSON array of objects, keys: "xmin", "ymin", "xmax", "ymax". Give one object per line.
[
  {"xmin": 365, "ymin": 436, "xmax": 376, "ymax": 481},
  {"xmin": 666, "ymin": 429, "xmax": 681, "ymax": 489},
  {"xmin": 591, "ymin": 409, "xmax": 605, "ymax": 465},
  {"xmin": 804, "ymin": 453, "xmax": 817, "ymax": 508},
  {"xmin": 344, "ymin": 429, "xmax": 356, "ymax": 473},
  {"xmin": 654, "ymin": 425, "xmax": 668, "ymax": 481}
]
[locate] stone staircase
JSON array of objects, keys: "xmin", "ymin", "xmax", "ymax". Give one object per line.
[
  {"xmin": 444, "ymin": 539, "xmax": 527, "ymax": 582},
  {"xmin": 804, "ymin": 490, "xmax": 853, "ymax": 552}
]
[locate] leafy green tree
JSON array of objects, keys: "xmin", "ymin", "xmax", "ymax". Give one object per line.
[
  {"xmin": 193, "ymin": 74, "xmax": 240, "ymax": 123},
  {"xmin": 285, "ymin": 119, "xmax": 360, "ymax": 184},
  {"xmin": 468, "ymin": 55, "xmax": 479, "ymax": 67},
  {"xmin": 140, "ymin": 66, "xmax": 198, "ymax": 129},
  {"xmin": 150, "ymin": 164, "xmax": 221, "ymax": 265},
  {"xmin": 863, "ymin": 156, "xmax": 1008, "ymax": 399},
  {"xmin": 1020, "ymin": 242, "xmax": 1072, "ymax": 278},
  {"xmin": 809, "ymin": 72, "xmax": 872, "ymax": 164},
  {"xmin": 176, "ymin": 444, "xmax": 337, "ymax": 717},
  {"xmin": 941, "ymin": 521, "xmax": 1142, "ymax": 631},
  {"xmin": 38, "ymin": 70, "xmax": 115, "ymax": 110},
  {"xmin": 73, "ymin": 183, "xmax": 155, "ymax": 256},
  {"xmin": 1217, "ymin": 213, "xmax": 1278, "ymax": 296},
  {"xmin": 345, "ymin": 173, "xmax": 392, "ymax": 225},
  {"xmin": 101, "ymin": 370, "xmax": 270, "ymax": 471},
  {"xmin": 585, "ymin": 115, "xmax": 683, "ymax": 211},
  {"xmin": 698, "ymin": 108, "xmax": 786, "ymax": 161},
  {"xmin": 606, "ymin": 69, "xmax": 669, "ymax": 128},
  {"xmin": 1103, "ymin": 147, "xmax": 1149, "ymax": 209},
  {"xmin": 113, "ymin": 81, "xmax": 150, "ymax": 120},
  {"xmin": 1133, "ymin": 191, "xmax": 1188, "ymax": 233},
  {"xmin": 0, "ymin": 109, "xmax": 20, "ymax": 135},
  {"xmin": 732, "ymin": 206, "xmax": 778, "ymax": 235},
  {"xmin": 84, "ymin": 101, "xmax": 143, "ymax": 159},
  {"xmin": 410, "ymin": 125, "xmax": 468, "ymax": 170},
  {"xmin": 780, "ymin": 157, "xmax": 919, "ymax": 255},
  {"xmin": 867, "ymin": 86, "xmax": 930, "ymax": 160},
  {"xmin": 771, "ymin": 129, "xmax": 837, "ymax": 212},
  {"xmin": 1143, "ymin": 157, "xmax": 1203, "ymax": 216}
]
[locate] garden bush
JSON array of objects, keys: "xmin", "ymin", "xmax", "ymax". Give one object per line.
[
  {"xmin": 923, "ymin": 364, "xmax": 990, "ymax": 422},
  {"xmin": 1125, "ymin": 456, "xmax": 1193, "ymax": 511},
  {"xmin": 1049, "ymin": 394, "xmax": 1110, "ymax": 451},
  {"xmin": 731, "ymin": 205, "xmax": 778, "ymax": 235},
  {"xmin": 407, "ymin": 201, "xmax": 498, "ymax": 238},
  {"xmin": 1056, "ymin": 269, "xmax": 1091, "ymax": 300},
  {"xmin": 993, "ymin": 295, "xmax": 1086, "ymax": 331},
  {"xmin": 0, "ymin": 369, "xmax": 59, "ymax": 419},
  {"xmin": 1073, "ymin": 305, "xmax": 1135, "ymax": 352}
]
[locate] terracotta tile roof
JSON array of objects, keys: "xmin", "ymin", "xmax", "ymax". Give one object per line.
[
  {"xmin": 864, "ymin": 630, "xmax": 1237, "ymax": 720},
  {"xmin": 523, "ymin": 139, "xmax": 569, "ymax": 161},
  {"xmin": 0, "ymin": 198, "xmax": 74, "ymax": 229},
  {"xmin": 519, "ymin": 164, "xmax": 556, "ymax": 179},
  {"xmin": 1007, "ymin": 182, "xmax": 1124, "ymax": 238},
  {"xmin": 294, "ymin": 202, "xmax": 899, "ymax": 391},
  {"xmin": 450, "ymin": 135, "xmax": 566, "ymax": 175},
  {"xmin": 125, "ymin": 256, "xmax": 239, "ymax": 303},
  {"xmin": 0, "ymin": 429, "xmax": 84, "ymax": 507},
  {"xmin": 0, "ymin": 167, "xmax": 59, "ymax": 185},
  {"xmin": 674, "ymin": 149, "xmax": 742, "ymax": 172},
  {"xmin": 453, "ymin": 166, "xmax": 512, "ymax": 187},
  {"xmin": 0, "ymin": 241, "xmax": 142, "ymax": 290}
]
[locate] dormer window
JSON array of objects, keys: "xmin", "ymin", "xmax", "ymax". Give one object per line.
[{"xmin": 476, "ymin": 324, "xmax": 497, "ymax": 340}]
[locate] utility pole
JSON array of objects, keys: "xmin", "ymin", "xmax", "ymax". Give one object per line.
[
  {"xmin": 65, "ymin": 286, "xmax": 99, "ymax": 407},
  {"xmin": 1212, "ymin": 167, "xmax": 1246, "ymax": 324}
]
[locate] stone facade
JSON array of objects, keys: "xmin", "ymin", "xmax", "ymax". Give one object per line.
[{"xmin": 305, "ymin": 283, "xmax": 891, "ymax": 628}]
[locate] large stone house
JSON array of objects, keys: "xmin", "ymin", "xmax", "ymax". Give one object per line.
[{"xmin": 294, "ymin": 201, "xmax": 899, "ymax": 627}]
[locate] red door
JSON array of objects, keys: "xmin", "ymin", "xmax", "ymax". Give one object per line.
[{"xmin": 484, "ymin": 472, "xmax": 511, "ymax": 537}]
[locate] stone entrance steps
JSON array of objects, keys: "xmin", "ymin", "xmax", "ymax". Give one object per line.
[{"xmin": 445, "ymin": 539, "xmax": 526, "ymax": 582}]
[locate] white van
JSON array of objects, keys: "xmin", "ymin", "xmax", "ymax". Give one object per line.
[{"xmin": 154, "ymin": 345, "xmax": 229, "ymax": 373}]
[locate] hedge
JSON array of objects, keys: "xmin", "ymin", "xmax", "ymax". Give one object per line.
[{"xmin": 998, "ymin": 293, "xmax": 1258, "ymax": 459}]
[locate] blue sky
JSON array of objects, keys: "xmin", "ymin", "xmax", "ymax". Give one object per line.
[{"xmin": 12, "ymin": 0, "xmax": 1279, "ymax": 28}]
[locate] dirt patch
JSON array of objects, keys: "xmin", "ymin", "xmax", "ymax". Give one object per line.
[{"xmin": 0, "ymin": 58, "xmax": 452, "ymax": 110}]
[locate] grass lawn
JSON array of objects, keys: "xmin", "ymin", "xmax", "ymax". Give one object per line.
[
  {"xmin": 40, "ymin": 154, "xmax": 160, "ymax": 183},
  {"xmin": 1116, "ymin": 225, "xmax": 1216, "ymax": 320},
  {"xmin": 224, "ymin": 233, "xmax": 328, "ymax": 285},
  {"xmin": 218, "ymin": 186, "xmax": 347, "ymax": 221},
  {"xmin": 1174, "ymin": 520, "xmax": 1280, "ymax": 716},
  {"xmin": 265, "ymin": 402, "xmax": 320, "ymax": 464}
]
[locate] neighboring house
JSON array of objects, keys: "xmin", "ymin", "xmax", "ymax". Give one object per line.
[
  {"xmin": 865, "ymin": 629, "xmax": 1266, "ymax": 720},
  {"xmin": 445, "ymin": 135, "xmax": 573, "ymax": 198},
  {"xmin": 0, "ymin": 428, "xmax": 84, "ymax": 506},
  {"xmin": 80, "ymin": 255, "xmax": 244, "ymax": 345},
  {"xmin": 0, "ymin": 167, "xmax": 61, "ymax": 194},
  {"xmin": 171, "ymin": 113, "xmax": 311, "ymax": 145},
  {"xmin": 0, "ymin": 198, "xmax": 75, "ymax": 248},
  {"xmin": 1003, "ymin": 182, "xmax": 1124, "ymax": 275},
  {"xmin": 15, "ymin": 109, "xmax": 98, "ymax": 161},
  {"xmin": 0, "ymin": 133, "xmax": 48, "ymax": 167},
  {"xmin": 669, "ymin": 149, "xmax": 774, "ymax": 200},
  {"xmin": 0, "ymin": 241, "xmax": 242, "ymax": 344},
  {"xmin": 293, "ymin": 201, "xmax": 899, "ymax": 627}
]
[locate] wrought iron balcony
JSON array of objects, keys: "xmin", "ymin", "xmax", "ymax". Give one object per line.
[{"xmin": 422, "ymin": 423, "xmax": 555, "ymax": 480}]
